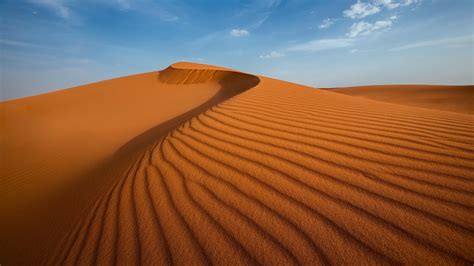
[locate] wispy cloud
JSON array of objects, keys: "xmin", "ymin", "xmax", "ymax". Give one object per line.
[
  {"xmin": 29, "ymin": 0, "xmax": 70, "ymax": 19},
  {"xmin": 372, "ymin": 0, "xmax": 422, "ymax": 9},
  {"xmin": 401, "ymin": 0, "xmax": 422, "ymax": 7},
  {"xmin": 249, "ymin": 13, "xmax": 272, "ymax": 29},
  {"xmin": 232, "ymin": 0, "xmax": 281, "ymax": 22},
  {"xmin": 373, "ymin": 0, "xmax": 400, "ymax": 9},
  {"xmin": 230, "ymin": 0, "xmax": 283, "ymax": 35},
  {"xmin": 260, "ymin": 38, "xmax": 354, "ymax": 58},
  {"xmin": 344, "ymin": 0, "xmax": 422, "ymax": 19},
  {"xmin": 230, "ymin": 29, "xmax": 250, "ymax": 37},
  {"xmin": 343, "ymin": 1, "xmax": 381, "ymax": 19},
  {"xmin": 347, "ymin": 20, "xmax": 392, "ymax": 38},
  {"xmin": 179, "ymin": 57, "xmax": 204, "ymax": 62},
  {"xmin": 319, "ymin": 18, "xmax": 336, "ymax": 29},
  {"xmin": 28, "ymin": 0, "xmax": 180, "ymax": 22},
  {"xmin": 0, "ymin": 39, "xmax": 42, "ymax": 48},
  {"xmin": 259, "ymin": 51, "xmax": 285, "ymax": 59},
  {"xmin": 256, "ymin": 0, "xmax": 282, "ymax": 9},
  {"xmin": 115, "ymin": 0, "xmax": 131, "ymax": 10},
  {"xmin": 390, "ymin": 35, "xmax": 473, "ymax": 51},
  {"xmin": 108, "ymin": 0, "xmax": 179, "ymax": 21},
  {"xmin": 287, "ymin": 38, "xmax": 354, "ymax": 52}
]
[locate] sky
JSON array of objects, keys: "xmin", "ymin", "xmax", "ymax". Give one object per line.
[{"xmin": 1, "ymin": 0, "xmax": 473, "ymax": 100}]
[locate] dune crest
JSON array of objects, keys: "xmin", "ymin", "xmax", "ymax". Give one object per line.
[
  {"xmin": 0, "ymin": 62, "xmax": 259, "ymax": 264},
  {"xmin": 1, "ymin": 63, "xmax": 473, "ymax": 265}
]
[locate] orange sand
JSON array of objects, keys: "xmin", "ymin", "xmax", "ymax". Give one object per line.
[
  {"xmin": 1, "ymin": 63, "xmax": 473, "ymax": 265},
  {"xmin": 329, "ymin": 85, "xmax": 474, "ymax": 114}
]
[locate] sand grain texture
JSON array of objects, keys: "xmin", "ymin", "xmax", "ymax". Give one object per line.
[{"xmin": 1, "ymin": 63, "xmax": 473, "ymax": 265}]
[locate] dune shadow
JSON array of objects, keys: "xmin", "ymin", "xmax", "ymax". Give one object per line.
[{"xmin": 115, "ymin": 66, "xmax": 260, "ymax": 157}]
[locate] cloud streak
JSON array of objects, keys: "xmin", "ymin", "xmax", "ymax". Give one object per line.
[
  {"xmin": 29, "ymin": 0, "xmax": 70, "ymax": 19},
  {"xmin": 319, "ymin": 18, "xmax": 336, "ymax": 29},
  {"xmin": 372, "ymin": 0, "xmax": 422, "ymax": 10},
  {"xmin": 115, "ymin": 0, "xmax": 131, "ymax": 10},
  {"xmin": 391, "ymin": 35, "xmax": 473, "ymax": 51},
  {"xmin": 287, "ymin": 38, "xmax": 354, "ymax": 52},
  {"xmin": 347, "ymin": 20, "xmax": 392, "ymax": 38},
  {"xmin": 343, "ymin": 0, "xmax": 423, "ymax": 20},
  {"xmin": 28, "ymin": 0, "xmax": 180, "ymax": 22},
  {"xmin": 259, "ymin": 51, "xmax": 285, "ymax": 59},
  {"xmin": 373, "ymin": 0, "xmax": 400, "ymax": 9},
  {"xmin": 0, "ymin": 39, "xmax": 43, "ymax": 48}
]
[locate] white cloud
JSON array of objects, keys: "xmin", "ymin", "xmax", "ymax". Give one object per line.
[
  {"xmin": 373, "ymin": 0, "xmax": 400, "ymax": 9},
  {"xmin": 230, "ymin": 29, "xmax": 250, "ymax": 37},
  {"xmin": 343, "ymin": 1, "xmax": 381, "ymax": 19},
  {"xmin": 401, "ymin": 0, "xmax": 422, "ymax": 6},
  {"xmin": 350, "ymin": 49, "xmax": 359, "ymax": 53},
  {"xmin": 287, "ymin": 38, "xmax": 354, "ymax": 52},
  {"xmin": 319, "ymin": 18, "xmax": 336, "ymax": 29},
  {"xmin": 347, "ymin": 20, "xmax": 392, "ymax": 38},
  {"xmin": 390, "ymin": 35, "xmax": 473, "ymax": 51},
  {"xmin": 390, "ymin": 15, "xmax": 398, "ymax": 20},
  {"xmin": 259, "ymin": 51, "xmax": 285, "ymax": 59},
  {"xmin": 372, "ymin": 0, "xmax": 422, "ymax": 9},
  {"xmin": 29, "ymin": 0, "xmax": 70, "ymax": 19}
]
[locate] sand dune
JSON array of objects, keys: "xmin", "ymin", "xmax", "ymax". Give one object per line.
[
  {"xmin": 1, "ymin": 62, "xmax": 473, "ymax": 265},
  {"xmin": 329, "ymin": 85, "xmax": 474, "ymax": 114}
]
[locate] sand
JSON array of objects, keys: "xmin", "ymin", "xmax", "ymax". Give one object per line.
[
  {"xmin": 329, "ymin": 85, "xmax": 474, "ymax": 114},
  {"xmin": 1, "ymin": 62, "xmax": 473, "ymax": 265}
]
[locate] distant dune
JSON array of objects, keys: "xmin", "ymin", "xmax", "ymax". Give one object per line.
[
  {"xmin": 1, "ymin": 62, "xmax": 473, "ymax": 265},
  {"xmin": 328, "ymin": 85, "xmax": 474, "ymax": 114}
]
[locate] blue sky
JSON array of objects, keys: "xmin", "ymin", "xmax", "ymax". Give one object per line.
[{"xmin": 1, "ymin": 0, "xmax": 473, "ymax": 100}]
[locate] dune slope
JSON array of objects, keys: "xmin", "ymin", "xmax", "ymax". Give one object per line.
[
  {"xmin": 328, "ymin": 85, "xmax": 474, "ymax": 114},
  {"xmin": 0, "ymin": 62, "xmax": 259, "ymax": 264},
  {"xmin": 1, "ymin": 63, "xmax": 473, "ymax": 265}
]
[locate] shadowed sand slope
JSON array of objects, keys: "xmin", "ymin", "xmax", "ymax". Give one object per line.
[
  {"xmin": 0, "ymin": 62, "xmax": 259, "ymax": 264},
  {"xmin": 2, "ymin": 63, "xmax": 474, "ymax": 265},
  {"xmin": 328, "ymin": 85, "xmax": 474, "ymax": 114}
]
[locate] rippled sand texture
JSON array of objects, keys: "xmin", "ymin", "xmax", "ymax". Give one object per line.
[
  {"xmin": 1, "ymin": 63, "xmax": 473, "ymax": 265},
  {"xmin": 329, "ymin": 84, "xmax": 474, "ymax": 114}
]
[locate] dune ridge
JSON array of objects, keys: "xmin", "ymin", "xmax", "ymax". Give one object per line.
[
  {"xmin": 2, "ymin": 63, "xmax": 474, "ymax": 265},
  {"xmin": 116, "ymin": 63, "xmax": 259, "ymax": 155},
  {"xmin": 0, "ymin": 62, "xmax": 259, "ymax": 264}
]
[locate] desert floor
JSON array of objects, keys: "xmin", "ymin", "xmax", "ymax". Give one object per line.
[{"xmin": 1, "ymin": 62, "xmax": 473, "ymax": 265}]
